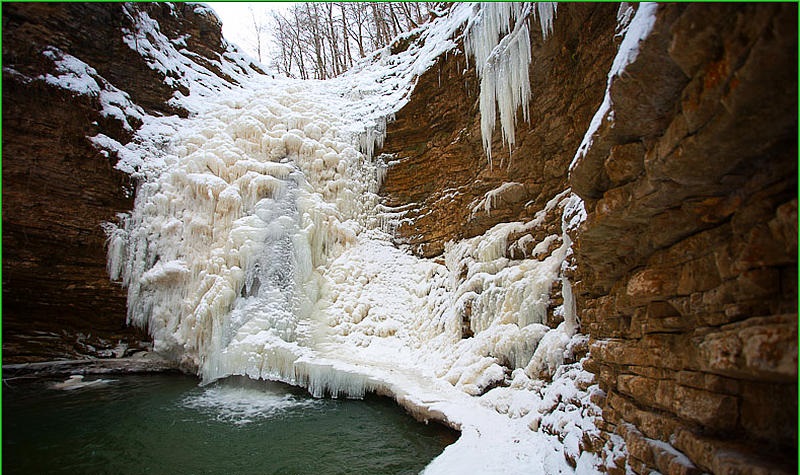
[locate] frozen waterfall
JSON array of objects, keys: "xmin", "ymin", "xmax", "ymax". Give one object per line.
[
  {"xmin": 102, "ymin": 3, "xmax": 616, "ymax": 473},
  {"xmin": 105, "ymin": 80, "xmax": 385, "ymax": 388}
]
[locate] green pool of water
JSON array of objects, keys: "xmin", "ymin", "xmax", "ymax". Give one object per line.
[{"xmin": 3, "ymin": 373, "xmax": 458, "ymax": 475}]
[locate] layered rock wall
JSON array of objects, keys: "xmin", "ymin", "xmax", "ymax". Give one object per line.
[
  {"xmin": 383, "ymin": 3, "xmax": 797, "ymax": 473},
  {"xmin": 571, "ymin": 4, "xmax": 797, "ymax": 474},
  {"xmin": 2, "ymin": 3, "xmax": 253, "ymax": 361}
]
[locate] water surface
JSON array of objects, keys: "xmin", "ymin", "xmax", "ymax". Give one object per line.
[{"xmin": 3, "ymin": 373, "xmax": 457, "ymax": 474}]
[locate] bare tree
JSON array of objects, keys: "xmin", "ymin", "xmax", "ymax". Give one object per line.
[
  {"xmin": 268, "ymin": 3, "xmax": 432, "ymax": 80},
  {"xmin": 248, "ymin": 6, "xmax": 267, "ymax": 63},
  {"xmin": 339, "ymin": 3, "xmax": 353, "ymax": 68}
]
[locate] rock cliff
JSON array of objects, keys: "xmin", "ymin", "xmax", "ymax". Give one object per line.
[
  {"xmin": 572, "ymin": 4, "xmax": 797, "ymax": 474},
  {"xmin": 382, "ymin": 3, "xmax": 797, "ymax": 474},
  {"xmin": 2, "ymin": 2, "xmax": 796, "ymax": 473},
  {"xmin": 2, "ymin": 3, "xmax": 260, "ymax": 361}
]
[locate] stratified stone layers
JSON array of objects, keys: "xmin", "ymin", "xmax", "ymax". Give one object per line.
[{"xmin": 383, "ymin": 4, "xmax": 797, "ymax": 473}]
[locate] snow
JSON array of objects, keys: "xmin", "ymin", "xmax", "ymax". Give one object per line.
[
  {"xmin": 119, "ymin": 5, "xmax": 260, "ymax": 109},
  {"xmin": 39, "ymin": 47, "xmax": 145, "ymax": 133},
  {"xmin": 96, "ymin": 3, "xmax": 632, "ymax": 473},
  {"xmin": 608, "ymin": 3, "xmax": 659, "ymax": 79},
  {"xmin": 615, "ymin": 3, "xmax": 636, "ymax": 36},
  {"xmin": 472, "ymin": 181, "xmax": 527, "ymax": 217},
  {"xmin": 645, "ymin": 435, "xmax": 698, "ymax": 471},
  {"xmin": 570, "ymin": 3, "xmax": 659, "ymax": 172}
]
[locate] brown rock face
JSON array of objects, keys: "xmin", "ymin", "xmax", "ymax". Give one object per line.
[
  {"xmin": 2, "ymin": 3, "xmax": 251, "ymax": 362},
  {"xmin": 2, "ymin": 76, "xmax": 139, "ymax": 361},
  {"xmin": 572, "ymin": 4, "xmax": 797, "ymax": 474},
  {"xmin": 383, "ymin": 3, "xmax": 797, "ymax": 473},
  {"xmin": 381, "ymin": 3, "xmax": 621, "ymax": 258}
]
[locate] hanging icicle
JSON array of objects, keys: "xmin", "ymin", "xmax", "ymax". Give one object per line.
[{"xmin": 464, "ymin": 2, "xmax": 558, "ymax": 164}]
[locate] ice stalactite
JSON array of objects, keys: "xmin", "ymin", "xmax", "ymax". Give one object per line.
[
  {"xmin": 357, "ymin": 114, "xmax": 394, "ymax": 161},
  {"xmin": 470, "ymin": 181, "xmax": 527, "ymax": 217},
  {"xmin": 464, "ymin": 2, "xmax": 557, "ymax": 164},
  {"xmin": 431, "ymin": 190, "xmax": 585, "ymax": 394}
]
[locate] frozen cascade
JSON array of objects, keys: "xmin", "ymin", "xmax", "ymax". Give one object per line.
[
  {"xmin": 106, "ymin": 81, "xmax": 385, "ymax": 388},
  {"xmin": 102, "ymin": 3, "xmax": 626, "ymax": 473}
]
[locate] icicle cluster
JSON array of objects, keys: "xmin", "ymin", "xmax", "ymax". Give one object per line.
[
  {"xmin": 464, "ymin": 2, "xmax": 557, "ymax": 163},
  {"xmin": 105, "ymin": 83, "xmax": 383, "ymax": 381}
]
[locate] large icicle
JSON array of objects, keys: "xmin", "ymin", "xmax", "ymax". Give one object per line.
[{"xmin": 464, "ymin": 2, "xmax": 558, "ymax": 163}]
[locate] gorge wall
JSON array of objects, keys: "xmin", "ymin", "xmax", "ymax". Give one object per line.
[
  {"xmin": 572, "ymin": 4, "xmax": 797, "ymax": 474},
  {"xmin": 2, "ymin": 3, "xmax": 261, "ymax": 361},
  {"xmin": 382, "ymin": 4, "xmax": 620, "ymax": 259},
  {"xmin": 2, "ymin": 3, "xmax": 796, "ymax": 474},
  {"xmin": 381, "ymin": 3, "xmax": 797, "ymax": 474}
]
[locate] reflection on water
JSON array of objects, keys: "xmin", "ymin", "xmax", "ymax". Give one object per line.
[{"xmin": 3, "ymin": 373, "xmax": 458, "ymax": 475}]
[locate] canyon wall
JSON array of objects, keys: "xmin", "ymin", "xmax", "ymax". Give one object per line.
[
  {"xmin": 2, "ymin": 3, "xmax": 259, "ymax": 361},
  {"xmin": 382, "ymin": 3, "xmax": 797, "ymax": 474},
  {"xmin": 382, "ymin": 3, "xmax": 620, "ymax": 258},
  {"xmin": 572, "ymin": 4, "xmax": 797, "ymax": 474},
  {"xmin": 2, "ymin": 3, "xmax": 796, "ymax": 473}
]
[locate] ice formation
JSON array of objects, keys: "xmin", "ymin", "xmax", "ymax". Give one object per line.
[
  {"xmin": 464, "ymin": 2, "xmax": 557, "ymax": 163},
  {"xmin": 105, "ymin": 80, "xmax": 386, "ymax": 384},
  {"xmin": 93, "ymin": 3, "xmax": 643, "ymax": 473}
]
